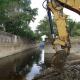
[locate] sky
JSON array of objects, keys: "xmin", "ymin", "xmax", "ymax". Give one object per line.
[{"xmin": 30, "ymin": 0, "xmax": 80, "ymax": 31}]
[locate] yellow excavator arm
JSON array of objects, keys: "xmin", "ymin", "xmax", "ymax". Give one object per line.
[
  {"xmin": 47, "ymin": 0, "xmax": 71, "ymax": 54},
  {"xmin": 57, "ymin": 0, "xmax": 80, "ymax": 14},
  {"xmin": 47, "ymin": 0, "xmax": 80, "ymax": 52},
  {"xmin": 44, "ymin": 0, "xmax": 80, "ymax": 67}
]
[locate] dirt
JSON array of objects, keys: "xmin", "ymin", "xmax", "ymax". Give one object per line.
[
  {"xmin": 33, "ymin": 38, "xmax": 80, "ymax": 80},
  {"xmin": 33, "ymin": 63, "xmax": 80, "ymax": 80},
  {"xmin": 34, "ymin": 56, "xmax": 80, "ymax": 80}
]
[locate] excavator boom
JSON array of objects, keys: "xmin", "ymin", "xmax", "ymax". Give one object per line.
[{"xmin": 57, "ymin": 0, "xmax": 80, "ymax": 14}]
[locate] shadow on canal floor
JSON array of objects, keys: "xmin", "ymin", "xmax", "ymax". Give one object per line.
[{"xmin": 0, "ymin": 48, "xmax": 44, "ymax": 80}]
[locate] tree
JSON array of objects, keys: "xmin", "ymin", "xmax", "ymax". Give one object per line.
[
  {"xmin": 37, "ymin": 16, "xmax": 56, "ymax": 38},
  {"xmin": 37, "ymin": 16, "xmax": 80, "ymax": 38},
  {"xmin": 67, "ymin": 18, "xmax": 80, "ymax": 36},
  {"xmin": 0, "ymin": 0, "xmax": 38, "ymax": 40},
  {"xmin": 67, "ymin": 19, "xmax": 75, "ymax": 36}
]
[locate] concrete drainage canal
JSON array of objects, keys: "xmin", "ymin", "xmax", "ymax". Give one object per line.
[{"xmin": 0, "ymin": 48, "xmax": 45, "ymax": 80}]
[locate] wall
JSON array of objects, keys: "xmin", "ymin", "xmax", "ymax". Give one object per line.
[{"xmin": 0, "ymin": 31, "xmax": 37, "ymax": 58}]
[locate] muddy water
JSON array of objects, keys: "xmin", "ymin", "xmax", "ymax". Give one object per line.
[
  {"xmin": 0, "ymin": 48, "xmax": 44, "ymax": 80},
  {"xmin": 26, "ymin": 49, "xmax": 44, "ymax": 80}
]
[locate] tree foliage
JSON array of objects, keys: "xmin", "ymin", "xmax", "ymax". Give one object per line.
[
  {"xmin": 37, "ymin": 16, "xmax": 56, "ymax": 37},
  {"xmin": 67, "ymin": 19, "xmax": 80, "ymax": 36},
  {"xmin": 37, "ymin": 16, "xmax": 80, "ymax": 38},
  {"xmin": 0, "ymin": 0, "xmax": 38, "ymax": 40}
]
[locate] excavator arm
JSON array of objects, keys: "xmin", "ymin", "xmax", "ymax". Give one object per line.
[
  {"xmin": 45, "ymin": 0, "xmax": 80, "ymax": 68},
  {"xmin": 47, "ymin": 0, "xmax": 70, "ymax": 54},
  {"xmin": 57, "ymin": 0, "xmax": 80, "ymax": 14}
]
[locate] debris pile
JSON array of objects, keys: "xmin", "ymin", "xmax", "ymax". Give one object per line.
[{"xmin": 33, "ymin": 61, "xmax": 80, "ymax": 80}]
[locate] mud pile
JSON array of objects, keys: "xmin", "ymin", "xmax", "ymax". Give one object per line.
[
  {"xmin": 33, "ymin": 53, "xmax": 80, "ymax": 80},
  {"xmin": 33, "ymin": 38, "xmax": 80, "ymax": 80},
  {"xmin": 33, "ymin": 61, "xmax": 80, "ymax": 80}
]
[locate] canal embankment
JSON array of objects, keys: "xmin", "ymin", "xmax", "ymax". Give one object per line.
[
  {"xmin": 0, "ymin": 47, "xmax": 41, "ymax": 79},
  {"xmin": 0, "ymin": 31, "xmax": 43, "ymax": 80},
  {"xmin": 0, "ymin": 31, "xmax": 38, "ymax": 58}
]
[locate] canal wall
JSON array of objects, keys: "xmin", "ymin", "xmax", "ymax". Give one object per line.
[
  {"xmin": 0, "ymin": 48, "xmax": 40, "ymax": 79},
  {"xmin": 0, "ymin": 31, "xmax": 38, "ymax": 58}
]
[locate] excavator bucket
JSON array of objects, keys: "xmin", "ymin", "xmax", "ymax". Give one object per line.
[{"xmin": 52, "ymin": 50, "xmax": 68, "ymax": 70}]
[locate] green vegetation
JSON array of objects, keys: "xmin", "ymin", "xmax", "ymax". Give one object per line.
[
  {"xmin": 37, "ymin": 16, "xmax": 80, "ymax": 38},
  {"xmin": 67, "ymin": 19, "xmax": 80, "ymax": 36},
  {"xmin": 0, "ymin": 0, "xmax": 37, "ymax": 40},
  {"xmin": 0, "ymin": 0, "xmax": 80, "ymax": 41},
  {"xmin": 36, "ymin": 16, "xmax": 56, "ymax": 38}
]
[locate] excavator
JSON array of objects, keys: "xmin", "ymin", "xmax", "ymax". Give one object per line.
[{"xmin": 43, "ymin": 0, "xmax": 80, "ymax": 69}]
